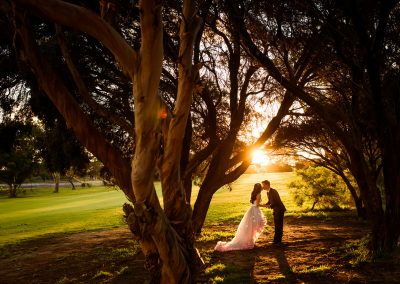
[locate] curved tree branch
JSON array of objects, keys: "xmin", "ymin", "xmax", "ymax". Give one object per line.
[
  {"xmin": 13, "ymin": 8, "xmax": 134, "ymax": 200},
  {"xmin": 13, "ymin": 0, "xmax": 138, "ymax": 78},
  {"xmin": 227, "ymin": 3, "xmax": 352, "ymax": 147}
]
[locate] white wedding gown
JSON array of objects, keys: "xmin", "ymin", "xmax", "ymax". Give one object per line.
[{"xmin": 214, "ymin": 195, "xmax": 266, "ymax": 252}]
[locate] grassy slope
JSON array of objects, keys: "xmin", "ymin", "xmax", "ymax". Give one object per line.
[{"xmin": 0, "ymin": 172, "xmax": 295, "ymax": 245}]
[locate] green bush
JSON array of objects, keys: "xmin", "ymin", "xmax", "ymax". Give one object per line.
[{"xmin": 289, "ymin": 166, "xmax": 352, "ymax": 210}]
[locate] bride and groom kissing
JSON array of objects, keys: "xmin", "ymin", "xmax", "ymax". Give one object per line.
[{"xmin": 214, "ymin": 180, "xmax": 286, "ymax": 252}]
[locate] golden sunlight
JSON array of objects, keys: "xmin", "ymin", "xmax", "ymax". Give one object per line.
[{"xmin": 251, "ymin": 149, "xmax": 270, "ymax": 165}]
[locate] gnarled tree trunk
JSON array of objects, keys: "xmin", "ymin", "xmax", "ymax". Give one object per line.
[{"xmin": 12, "ymin": 0, "xmax": 203, "ymax": 282}]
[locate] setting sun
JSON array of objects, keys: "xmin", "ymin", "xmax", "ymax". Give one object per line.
[{"xmin": 251, "ymin": 149, "xmax": 270, "ymax": 165}]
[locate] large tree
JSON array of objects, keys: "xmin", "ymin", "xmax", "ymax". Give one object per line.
[
  {"xmin": 1, "ymin": 0, "xmax": 314, "ymax": 281},
  {"xmin": 5, "ymin": 0, "xmax": 195, "ymax": 281},
  {"xmin": 177, "ymin": 1, "xmax": 296, "ymax": 233},
  {"xmin": 228, "ymin": 0, "xmax": 400, "ymax": 254}
]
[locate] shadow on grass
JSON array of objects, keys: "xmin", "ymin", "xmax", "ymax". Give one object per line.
[{"xmin": 199, "ymin": 211, "xmax": 372, "ymax": 283}]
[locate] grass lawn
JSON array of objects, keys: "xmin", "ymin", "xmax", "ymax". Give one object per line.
[
  {"xmin": 1, "ymin": 172, "xmax": 381, "ymax": 284},
  {"xmin": 0, "ymin": 186, "xmax": 129, "ymax": 245},
  {"xmin": 0, "ymin": 172, "xmax": 295, "ymax": 246}
]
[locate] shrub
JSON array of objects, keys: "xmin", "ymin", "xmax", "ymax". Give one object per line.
[{"xmin": 289, "ymin": 166, "xmax": 352, "ymax": 210}]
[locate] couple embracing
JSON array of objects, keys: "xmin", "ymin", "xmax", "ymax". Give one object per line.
[{"xmin": 214, "ymin": 180, "xmax": 286, "ymax": 252}]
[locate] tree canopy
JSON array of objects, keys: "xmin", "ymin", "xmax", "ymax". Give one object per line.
[
  {"xmin": 1, "ymin": 0, "xmax": 399, "ymax": 282},
  {"xmin": 227, "ymin": 0, "xmax": 400, "ymax": 254}
]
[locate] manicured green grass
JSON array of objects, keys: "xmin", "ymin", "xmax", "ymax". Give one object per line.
[
  {"xmin": 0, "ymin": 172, "xmax": 296, "ymax": 246},
  {"xmin": 0, "ymin": 186, "xmax": 131, "ymax": 245}
]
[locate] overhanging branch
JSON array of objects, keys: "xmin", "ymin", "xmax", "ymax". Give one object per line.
[
  {"xmin": 13, "ymin": 0, "xmax": 138, "ymax": 78},
  {"xmin": 13, "ymin": 8, "xmax": 134, "ymax": 200}
]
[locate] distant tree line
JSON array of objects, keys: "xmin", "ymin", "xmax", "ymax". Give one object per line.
[{"xmin": 0, "ymin": 119, "xmax": 109, "ymax": 197}]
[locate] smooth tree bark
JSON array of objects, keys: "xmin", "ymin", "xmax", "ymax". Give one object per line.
[{"xmin": 127, "ymin": 1, "xmax": 203, "ymax": 282}]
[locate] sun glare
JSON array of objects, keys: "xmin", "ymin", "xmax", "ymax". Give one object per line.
[{"xmin": 251, "ymin": 149, "xmax": 270, "ymax": 165}]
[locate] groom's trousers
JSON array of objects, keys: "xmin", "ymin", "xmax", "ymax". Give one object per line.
[{"xmin": 273, "ymin": 210, "xmax": 284, "ymax": 243}]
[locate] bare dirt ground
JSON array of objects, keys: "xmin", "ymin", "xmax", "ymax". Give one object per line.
[{"xmin": 1, "ymin": 215, "xmax": 399, "ymax": 283}]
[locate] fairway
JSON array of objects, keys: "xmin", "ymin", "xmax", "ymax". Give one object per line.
[
  {"xmin": 0, "ymin": 186, "xmax": 131, "ymax": 245},
  {"xmin": 0, "ymin": 172, "xmax": 295, "ymax": 246}
]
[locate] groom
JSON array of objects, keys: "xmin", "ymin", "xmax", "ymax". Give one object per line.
[{"xmin": 261, "ymin": 180, "xmax": 286, "ymax": 244}]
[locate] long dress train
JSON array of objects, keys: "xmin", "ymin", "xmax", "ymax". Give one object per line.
[{"xmin": 214, "ymin": 201, "xmax": 266, "ymax": 252}]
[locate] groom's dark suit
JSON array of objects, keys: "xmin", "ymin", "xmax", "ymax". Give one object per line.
[{"xmin": 266, "ymin": 188, "xmax": 286, "ymax": 243}]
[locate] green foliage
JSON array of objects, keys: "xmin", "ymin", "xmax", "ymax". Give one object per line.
[
  {"xmin": 0, "ymin": 121, "xmax": 41, "ymax": 197},
  {"xmin": 289, "ymin": 167, "xmax": 352, "ymax": 210}
]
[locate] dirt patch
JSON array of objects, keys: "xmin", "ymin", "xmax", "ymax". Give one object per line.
[
  {"xmin": 1, "ymin": 215, "xmax": 399, "ymax": 283},
  {"xmin": 0, "ymin": 228, "xmax": 145, "ymax": 284}
]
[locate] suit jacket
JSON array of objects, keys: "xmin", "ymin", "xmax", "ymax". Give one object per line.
[{"xmin": 267, "ymin": 188, "xmax": 286, "ymax": 212}]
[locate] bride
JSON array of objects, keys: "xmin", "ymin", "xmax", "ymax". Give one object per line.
[{"xmin": 214, "ymin": 183, "xmax": 267, "ymax": 251}]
